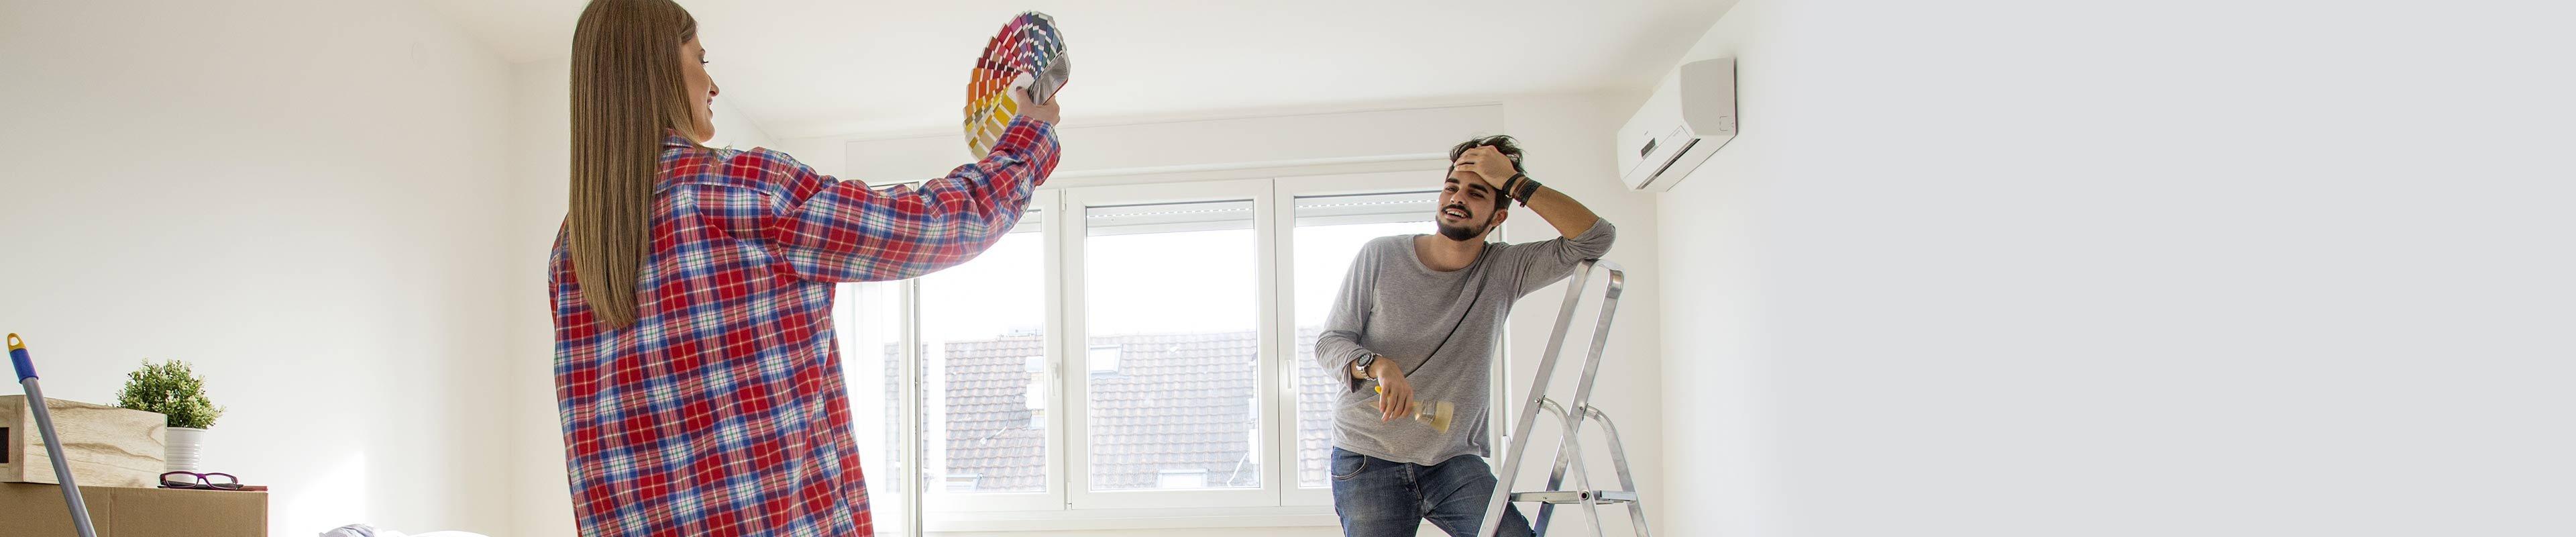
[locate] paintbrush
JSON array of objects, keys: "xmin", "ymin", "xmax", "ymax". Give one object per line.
[{"xmin": 1376, "ymin": 385, "xmax": 1457, "ymax": 433}]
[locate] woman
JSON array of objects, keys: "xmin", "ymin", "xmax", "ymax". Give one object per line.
[{"xmin": 548, "ymin": 1, "xmax": 1062, "ymax": 535}]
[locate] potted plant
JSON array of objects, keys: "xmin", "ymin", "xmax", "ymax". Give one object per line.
[{"xmin": 115, "ymin": 360, "xmax": 224, "ymax": 473}]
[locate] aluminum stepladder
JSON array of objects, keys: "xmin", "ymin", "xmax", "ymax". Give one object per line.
[{"xmin": 1478, "ymin": 260, "xmax": 1650, "ymax": 537}]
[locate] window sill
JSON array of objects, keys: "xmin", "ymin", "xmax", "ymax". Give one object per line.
[{"xmin": 924, "ymin": 506, "xmax": 1340, "ymax": 532}]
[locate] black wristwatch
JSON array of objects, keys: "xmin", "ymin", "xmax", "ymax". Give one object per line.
[{"xmin": 1353, "ymin": 354, "xmax": 1380, "ymax": 379}]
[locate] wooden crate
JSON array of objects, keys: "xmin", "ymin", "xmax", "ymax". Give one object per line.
[{"xmin": 0, "ymin": 396, "xmax": 165, "ymax": 488}]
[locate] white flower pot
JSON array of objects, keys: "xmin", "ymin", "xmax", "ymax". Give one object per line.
[{"xmin": 165, "ymin": 427, "xmax": 207, "ymax": 473}]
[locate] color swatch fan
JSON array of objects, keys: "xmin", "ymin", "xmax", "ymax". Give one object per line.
[{"xmin": 964, "ymin": 11, "xmax": 1070, "ymax": 156}]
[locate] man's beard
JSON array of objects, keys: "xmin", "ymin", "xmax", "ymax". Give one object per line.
[{"xmin": 1436, "ymin": 215, "xmax": 1492, "ymax": 241}]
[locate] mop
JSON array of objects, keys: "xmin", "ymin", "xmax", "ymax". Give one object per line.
[{"xmin": 10, "ymin": 334, "xmax": 99, "ymax": 537}]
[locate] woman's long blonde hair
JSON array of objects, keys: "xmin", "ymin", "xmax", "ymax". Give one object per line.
[{"xmin": 568, "ymin": 0, "xmax": 696, "ymax": 328}]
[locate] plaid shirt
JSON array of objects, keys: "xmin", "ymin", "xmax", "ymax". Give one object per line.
[{"xmin": 550, "ymin": 117, "xmax": 1059, "ymax": 536}]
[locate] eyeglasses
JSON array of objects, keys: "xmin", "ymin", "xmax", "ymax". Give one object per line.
[{"xmin": 160, "ymin": 471, "xmax": 242, "ymax": 490}]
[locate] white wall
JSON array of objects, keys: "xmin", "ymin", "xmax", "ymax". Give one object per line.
[
  {"xmin": 775, "ymin": 101, "xmax": 1530, "ymax": 180},
  {"xmin": 1493, "ymin": 94, "xmax": 1668, "ymax": 537},
  {"xmin": 1654, "ymin": 0, "xmax": 2575, "ymax": 536},
  {"xmin": 500, "ymin": 57, "xmax": 577, "ymax": 537},
  {"xmin": 1650, "ymin": 2, "xmax": 1787, "ymax": 535},
  {"xmin": 0, "ymin": 1, "xmax": 518, "ymax": 534},
  {"xmin": 585, "ymin": 99, "xmax": 1662, "ymax": 536},
  {"xmin": 821, "ymin": 105, "xmax": 1501, "ymax": 181},
  {"xmin": 497, "ymin": 56, "xmax": 777, "ymax": 537}
]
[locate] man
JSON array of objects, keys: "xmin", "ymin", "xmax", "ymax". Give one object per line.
[{"xmin": 1315, "ymin": 135, "xmax": 1614, "ymax": 536}]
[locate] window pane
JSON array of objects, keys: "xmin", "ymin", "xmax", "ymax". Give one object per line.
[
  {"xmin": 834, "ymin": 281, "xmax": 906, "ymax": 532},
  {"xmin": 1291, "ymin": 191, "xmax": 1440, "ymax": 487},
  {"xmin": 1085, "ymin": 199, "xmax": 1261, "ymax": 491},
  {"xmin": 919, "ymin": 210, "xmax": 1050, "ymax": 495}
]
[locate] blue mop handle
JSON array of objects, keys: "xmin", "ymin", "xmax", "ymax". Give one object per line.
[
  {"xmin": 9, "ymin": 334, "xmax": 101, "ymax": 537},
  {"xmin": 8, "ymin": 333, "xmax": 32, "ymax": 382}
]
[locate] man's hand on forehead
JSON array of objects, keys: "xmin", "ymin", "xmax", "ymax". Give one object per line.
[{"xmin": 1451, "ymin": 146, "xmax": 1517, "ymax": 190}]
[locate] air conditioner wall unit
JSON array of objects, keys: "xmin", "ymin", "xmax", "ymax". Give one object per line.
[{"xmin": 1616, "ymin": 57, "xmax": 1736, "ymax": 192}]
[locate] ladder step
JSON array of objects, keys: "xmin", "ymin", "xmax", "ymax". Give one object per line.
[{"xmin": 1510, "ymin": 490, "xmax": 1638, "ymax": 504}]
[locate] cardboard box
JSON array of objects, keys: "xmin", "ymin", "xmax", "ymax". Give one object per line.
[
  {"xmin": 0, "ymin": 396, "xmax": 166, "ymax": 488},
  {"xmin": 0, "ymin": 483, "xmax": 265, "ymax": 537}
]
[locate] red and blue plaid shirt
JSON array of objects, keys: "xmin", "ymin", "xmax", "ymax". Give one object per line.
[{"xmin": 550, "ymin": 117, "xmax": 1059, "ymax": 536}]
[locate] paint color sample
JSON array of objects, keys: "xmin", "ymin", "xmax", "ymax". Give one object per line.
[{"xmin": 965, "ymin": 11, "xmax": 1070, "ymax": 156}]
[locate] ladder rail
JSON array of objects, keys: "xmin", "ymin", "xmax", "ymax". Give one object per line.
[
  {"xmin": 1480, "ymin": 260, "xmax": 1600, "ymax": 536},
  {"xmin": 1573, "ymin": 276, "xmax": 1627, "ymax": 537},
  {"xmin": 1532, "ymin": 399, "xmax": 1600, "ymax": 537},
  {"xmin": 1568, "ymin": 401, "xmax": 1607, "ymax": 537},
  {"xmin": 1483, "ymin": 260, "xmax": 1631, "ymax": 537},
  {"xmin": 1568, "ymin": 266, "xmax": 1627, "ymax": 536},
  {"xmin": 1585, "ymin": 405, "xmax": 1654, "ymax": 537},
  {"xmin": 1536, "ymin": 264, "xmax": 1626, "ymax": 536},
  {"xmin": 1535, "ymin": 399, "xmax": 1568, "ymax": 535},
  {"xmin": 1556, "ymin": 267, "xmax": 1617, "ymax": 537}
]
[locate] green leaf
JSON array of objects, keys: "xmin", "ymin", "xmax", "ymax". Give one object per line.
[{"xmin": 115, "ymin": 360, "xmax": 222, "ymax": 429}]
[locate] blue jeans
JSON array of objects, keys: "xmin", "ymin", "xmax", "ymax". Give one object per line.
[{"xmin": 1330, "ymin": 448, "xmax": 1535, "ymax": 537}]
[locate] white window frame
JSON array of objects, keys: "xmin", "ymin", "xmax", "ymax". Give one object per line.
[
  {"xmin": 851, "ymin": 162, "xmax": 1526, "ymax": 532},
  {"xmin": 1272, "ymin": 171, "xmax": 1518, "ymax": 509},
  {"xmin": 914, "ymin": 189, "xmax": 1067, "ymax": 514},
  {"xmin": 1060, "ymin": 178, "xmax": 1280, "ymax": 510},
  {"xmin": 1268, "ymin": 169, "xmax": 1460, "ymax": 505}
]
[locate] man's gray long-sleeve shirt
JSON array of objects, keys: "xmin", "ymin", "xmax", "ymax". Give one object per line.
[{"xmin": 1314, "ymin": 219, "xmax": 1615, "ymax": 465}]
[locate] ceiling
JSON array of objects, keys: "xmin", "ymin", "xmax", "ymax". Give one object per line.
[{"xmin": 421, "ymin": 0, "xmax": 1733, "ymax": 139}]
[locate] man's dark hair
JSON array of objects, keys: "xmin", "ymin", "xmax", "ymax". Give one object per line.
[{"xmin": 1448, "ymin": 135, "xmax": 1524, "ymax": 210}]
